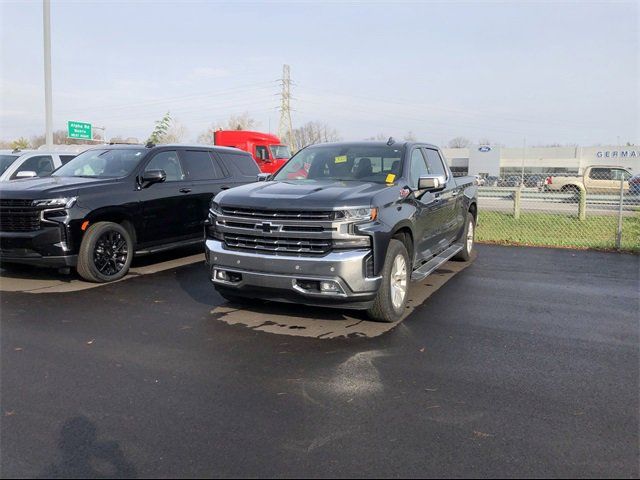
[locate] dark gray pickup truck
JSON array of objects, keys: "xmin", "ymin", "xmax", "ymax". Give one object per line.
[{"xmin": 205, "ymin": 140, "xmax": 477, "ymax": 322}]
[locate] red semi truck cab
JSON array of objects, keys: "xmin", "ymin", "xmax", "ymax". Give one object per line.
[{"xmin": 213, "ymin": 130, "xmax": 291, "ymax": 174}]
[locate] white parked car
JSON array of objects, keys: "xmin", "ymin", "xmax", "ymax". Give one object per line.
[{"xmin": 0, "ymin": 145, "xmax": 91, "ymax": 181}]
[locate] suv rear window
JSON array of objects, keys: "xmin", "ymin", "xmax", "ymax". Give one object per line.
[
  {"xmin": 181, "ymin": 150, "xmax": 226, "ymax": 180},
  {"xmin": 0, "ymin": 155, "xmax": 18, "ymax": 175}
]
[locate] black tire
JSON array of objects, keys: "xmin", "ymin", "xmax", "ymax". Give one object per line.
[
  {"xmin": 77, "ymin": 221, "xmax": 133, "ymax": 283},
  {"xmin": 453, "ymin": 212, "xmax": 476, "ymax": 261},
  {"xmin": 366, "ymin": 239, "xmax": 410, "ymax": 323}
]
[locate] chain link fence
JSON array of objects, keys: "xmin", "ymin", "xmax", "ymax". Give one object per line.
[{"xmin": 474, "ymin": 168, "xmax": 640, "ymax": 253}]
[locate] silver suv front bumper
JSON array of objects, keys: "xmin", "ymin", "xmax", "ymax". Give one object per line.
[{"xmin": 205, "ymin": 239, "xmax": 381, "ymax": 301}]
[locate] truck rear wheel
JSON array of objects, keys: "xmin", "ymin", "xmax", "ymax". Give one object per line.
[
  {"xmin": 453, "ymin": 213, "xmax": 475, "ymax": 261},
  {"xmin": 77, "ymin": 221, "xmax": 133, "ymax": 283},
  {"xmin": 367, "ymin": 239, "xmax": 410, "ymax": 323}
]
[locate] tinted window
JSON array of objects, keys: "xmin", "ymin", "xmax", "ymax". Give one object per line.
[
  {"xmin": 255, "ymin": 146, "xmax": 269, "ymax": 160},
  {"xmin": 145, "ymin": 151, "xmax": 184, "ymax": 181},
  {"xmin": 424, "ymin": 149, "xmax": 447, "ymax": 177},
  {"xmin": 589, "ymin": 168, "xmax": 611, "ymax": 180},
  {"xmin": 59, "ymin": 155, "xmax": 76, "ymax": 165},
  {"xmin": 13, "ymin": 155, "xmax": 54, "ymax": 179},
  {"xmin": 409, "ymin": 149, "xmax": 428, "ymax": 188},
  {"xmin": 0, "ymin": 155, "xmax": 18, "ymax": 175},
  {"xmin": 181, "ymin": 150, "xmax": 225, "ymax": 180},
  {"xmin": 219, "ymin": 152, "xmax": 259, "ymax": 176}
]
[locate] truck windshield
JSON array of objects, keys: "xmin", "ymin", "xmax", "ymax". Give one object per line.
[
  {"xmin": 269, "ymin": 145, "xmax": 291, "ymax": 159},
  {"xmin": 0, "ymin": 155, "xmax": 19, "ymax": 175},
  {"xmin": 273, "ymin": 145, "xmax": 403, "ymax": 183},
  {"xmin": 53, "ymin": 148, "xmax": 146, "ymax": 178}
]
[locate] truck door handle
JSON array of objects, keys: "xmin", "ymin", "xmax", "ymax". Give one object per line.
[
  {"xmin": 179, "ymin": 188, "xmax": 192, "ymax": 194},
  {"xmin": 220, "ymin": 186, "xmax": 230, "ymax": 190}
]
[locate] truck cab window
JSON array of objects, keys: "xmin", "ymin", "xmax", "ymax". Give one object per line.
[
  {"xmin": 12, "ymin": 155, "xmax": 54, "ymax": 179},
  {"xmin": 255, "ymin": 146, "xmax": 270, "ymax": 161},
  {"xmin": 145, "ymin": 151, "xmax": 184, "ymax": 182},
  {"xmin": 589, "ymin": 168, "xmax": 611, "ymax": 180},
  {"xmin": 409, "ymin": 149, "xmax": 429, "ymax": 188},
  {"xmin": 424, "ymin": 149, "xmax": 447, "ymax": 179}
]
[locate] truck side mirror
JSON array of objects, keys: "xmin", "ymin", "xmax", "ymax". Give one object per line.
[
  {"xmin": 257, "ymin": 173, "xmax": 271, "ymax": 182},
  {"xmin": 15, "ymin": 171, "xmax": 38, "ymax": 179},
  {"xmin": 140, "ymin": 169, "xmax": 167, "ymax": 188},
  {"xmin": 418, "ymin": 175, "xmax": 447, "ymax": 191}
]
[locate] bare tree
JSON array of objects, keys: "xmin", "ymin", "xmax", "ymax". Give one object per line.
[
  {"xmin": 292, "ymin": 121, "xmax": 341, "ymax": 149},
  {"xmin": 197, "ymin": 129, "xmax": 215, "ymax": 145},
  {"xmin": 217, "ymin": 112, "xmax": 260, "ymax": 131},
  {"xmin": 448, "ymin": 137, "xmax": 471, "ymax": 148},
  {"xmin": 364, "ymin": 133, "xmax": 388, "ymax": 141},
  {"xmin": 403, "ymin": 131, "xmax": 417, "ymax": 142},
  {"xmin": 160, "ymin": 122, "xmax": 187, "ymax": 144}
]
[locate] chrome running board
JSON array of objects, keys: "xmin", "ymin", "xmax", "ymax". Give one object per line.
[{"xmin": 411, "ymin": 243, "xmax": 463, "ymax": 282}]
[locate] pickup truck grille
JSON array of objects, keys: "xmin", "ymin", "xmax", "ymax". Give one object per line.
[
  {"xmin": 221, "ymin": 206, "xmax": 335, "ymax": 221},
  {"xmin": 0, "ymin": 200, "xmax": 42, "ymax": 232},
  {"xmin": 224, "ymin": 233, "xmax": 331, "ymax": 255}
]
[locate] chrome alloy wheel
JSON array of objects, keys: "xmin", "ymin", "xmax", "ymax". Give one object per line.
[
  {"xmin": 466, "ymin": 219, "xmax": 475, "ymax": 253},
  {"xmin": 390, "ymin": 254, "xmax": 408, "ymax": 310}
]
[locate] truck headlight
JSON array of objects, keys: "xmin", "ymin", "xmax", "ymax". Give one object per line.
[
  {"xmin": 335, "ymin": 207, "xmax": 378, "ymax": 222},
  {"xmin": 32, "ymin": 197, "xmax": 77, "ymax": 209}
]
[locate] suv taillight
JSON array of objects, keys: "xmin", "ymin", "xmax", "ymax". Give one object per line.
[{"xmin": 545, "ymin": 176, "xmax": 552, "ymax": 185}]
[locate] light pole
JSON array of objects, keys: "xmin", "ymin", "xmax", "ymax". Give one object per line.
[
  {"xmin": 43, "ymin": 0, "xmax": 53, "ymax": 148},
  {"xmin": 521, "ymin": 137, "xmax": 526, "ymax": 186}
]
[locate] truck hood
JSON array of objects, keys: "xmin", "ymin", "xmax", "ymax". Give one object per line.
[
  {"xmin": 0, "ymin": 176, "xmax": 121, "ymax": 199},
  {"xmin": 217, "ymin": 180, "xmax": 393, "ymax": 209}
]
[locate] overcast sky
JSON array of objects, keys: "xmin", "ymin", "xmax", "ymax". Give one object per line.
[{"xmin": 0, "ymin": 0, "xmax": 638, "ymax": 146}]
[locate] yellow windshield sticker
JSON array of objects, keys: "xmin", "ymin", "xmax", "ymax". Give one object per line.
[
  {"xmin": 386, "ymin": 173, "xmax": 396, "ymax": 183},
  {"xmin": 334, "ymin": 155, "xmax": 347, "ymax": 164}
]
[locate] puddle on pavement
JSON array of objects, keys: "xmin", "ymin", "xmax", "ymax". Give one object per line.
[{"xmin": 210, "ymin": 254, "xmax": 475, "ymax": 339}]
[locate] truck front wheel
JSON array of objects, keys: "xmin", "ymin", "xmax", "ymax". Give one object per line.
[
  {"xmin": 367, "ymin": 239, "xmax": 410, "ymax": 323},
  {"xmin": 77, "ymin": 221, "xmax": 134, "ymax": 283}
]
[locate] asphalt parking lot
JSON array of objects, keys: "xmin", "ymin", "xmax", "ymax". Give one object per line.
[{"xmin": 1, "ymin": 245, "xmax": 638, "ymax": 478}]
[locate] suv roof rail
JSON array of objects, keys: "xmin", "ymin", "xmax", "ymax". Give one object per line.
[
  {"xmin": 11, "ymin": 148, "xmax": 22, "ymax": 153},
  {"xmin": 145, "ymin": 141, "xmax": 155, "ymax": 148}
]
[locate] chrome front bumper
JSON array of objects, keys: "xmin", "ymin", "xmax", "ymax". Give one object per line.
[{"xmin": 205, "ymin": 239, "xmax": 381, "ymax": 301}]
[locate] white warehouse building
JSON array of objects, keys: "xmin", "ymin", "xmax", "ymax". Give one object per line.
[{"xmin": 441, "ymin": 145, "xmax": 640, "ymax": 177}]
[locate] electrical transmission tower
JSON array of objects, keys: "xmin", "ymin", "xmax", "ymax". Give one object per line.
[{"xmin": 278, "ymin": 64, "xmax": 296, "ymax": 151}]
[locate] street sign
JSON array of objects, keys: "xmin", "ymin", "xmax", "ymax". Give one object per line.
[{"xmin": 67, "ymin": 121, "xmax": 92, "ymax": 140}]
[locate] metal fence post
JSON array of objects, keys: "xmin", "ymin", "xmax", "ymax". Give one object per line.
[
  {"xmin": 513, "ymin": 188, "xmax": 521, "ymax": 220},
  {"xmin": 616, "ymin": 178, "xmax": 624, "ymax": 249},
  {"xmin": 578, "ymin": 187, "xmax": 587, "ymax": 221}
]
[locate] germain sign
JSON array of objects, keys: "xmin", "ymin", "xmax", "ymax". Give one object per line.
[
  {"xmin": 596, "ymin": 150, "xmax": 639, "ymax": 158},
  {"xmin": 67, "ymin": 121, "xmax": 92, "ymax": 140}
]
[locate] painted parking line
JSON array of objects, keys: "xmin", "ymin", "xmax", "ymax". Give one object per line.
[
  {"xmin": 209, "ymin": 253, "xmax": 475, "ymax": 339},
  {"xmin": 0, "ymin": 254, "xmax": 205, "ymax": 294}
]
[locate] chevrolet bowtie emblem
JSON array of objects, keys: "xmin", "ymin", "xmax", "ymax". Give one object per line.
[{"xmin": 257, "ymin": 222, "xmax": 279, "ymax": 233}]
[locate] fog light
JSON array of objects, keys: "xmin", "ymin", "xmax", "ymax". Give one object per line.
[
  {"xmin": 320, "ymin": 280, "xmax": 340, "ymax": 292},
  {"xmin": 216, "ymin": 270, "xmax": 228, "ymax": 281}
]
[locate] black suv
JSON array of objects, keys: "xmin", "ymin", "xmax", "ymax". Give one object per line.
[{"xmin": 0, "ymin": 144, "xmax": 259, "ymax": 282}]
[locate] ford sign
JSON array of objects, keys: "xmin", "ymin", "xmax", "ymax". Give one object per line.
[{"xmin": 478, "ymin": 146, "xmax": 492, "ymax": 152}]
